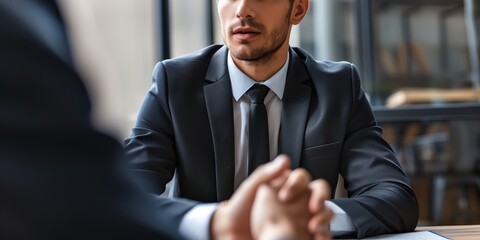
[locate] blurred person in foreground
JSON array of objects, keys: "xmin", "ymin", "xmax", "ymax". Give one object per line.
[
  {"xmin": 125, "ymin": 0, "xmax": 419, "ymax": 238},
  {"xmin": 0, "ymin": 0, "xmax": 332, "ymax": 239}
]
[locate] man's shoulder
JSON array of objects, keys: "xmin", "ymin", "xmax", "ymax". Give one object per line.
[
  {"xmin": 151, "ymin": 44, "xmax": 226, "ymax": 83},
  {"xmin": 292, "ymin": 47, "xmax": 354, "ymax": 75}
]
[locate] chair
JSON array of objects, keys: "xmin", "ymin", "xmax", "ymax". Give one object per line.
[{"xmin": 408, "ymin": 121, "xmax": 480, "ymax": 225}]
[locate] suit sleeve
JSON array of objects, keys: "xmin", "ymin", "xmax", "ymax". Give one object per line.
[
  {"xmin": 0, "ymin": 0, "xmax": 196, "ymax": 237},
  {"xmin": 330, "ymin": 64, "xmax": 419, "ymax": 238},
  {"xmin": 124, "ymin": 62, "xmax": 178, "ymax": 195}
]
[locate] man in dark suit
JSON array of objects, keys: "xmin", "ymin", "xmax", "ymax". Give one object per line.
[
  {"xmin": 125, "ymin": 0, "xmax": 419, "ymax": 238},
  {"xmin": 0, "ymin": 0, "xmax": 331, "ymax": 239}
]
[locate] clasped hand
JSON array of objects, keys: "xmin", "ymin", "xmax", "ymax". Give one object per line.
[{"xmin": 211, "ymin": 155, "xmax": 333, "ymax": 240}]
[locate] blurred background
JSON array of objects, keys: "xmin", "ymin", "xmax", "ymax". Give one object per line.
[{"xmin": 58, "ymin": 0, "xmax": 480, "ymax": 226}]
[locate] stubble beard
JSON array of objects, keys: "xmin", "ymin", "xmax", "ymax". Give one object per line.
[{"xmin": 229, "ymin": 9, "xmax": 292, "ymax": 66}]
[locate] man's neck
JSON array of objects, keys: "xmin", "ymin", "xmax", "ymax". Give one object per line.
[{"xmin": 231, "ymin": 46, "xmax": 289, "ymax": 82}]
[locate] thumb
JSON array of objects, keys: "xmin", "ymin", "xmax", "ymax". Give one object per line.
[{"xmin": 232, "ymin": 155, "xmax": 290, "ymax": 205}]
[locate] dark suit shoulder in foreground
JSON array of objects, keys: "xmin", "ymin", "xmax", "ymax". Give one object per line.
[{"xmin": 0, "ymin": 0, "xmax": 195, "ymax": 239}]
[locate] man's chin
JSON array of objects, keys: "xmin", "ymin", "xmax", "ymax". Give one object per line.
[{"xmin": 229, "ymin": 48, "xmax": 261, "ymax": 62}]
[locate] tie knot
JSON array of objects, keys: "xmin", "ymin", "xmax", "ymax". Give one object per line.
[{"xmin": 247, "ymin": 84, "xmax": 270, "ymax": 104}]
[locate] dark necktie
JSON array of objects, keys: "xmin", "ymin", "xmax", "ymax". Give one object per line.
[{"xmin": 247, "ymin": 84, "xmax": 270, "ymax": 174}]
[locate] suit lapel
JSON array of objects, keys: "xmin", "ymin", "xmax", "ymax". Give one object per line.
[
  {"xmin": 203, "ymin": 46, "xmax": 235, "ymax": 201},
  {"xmin": 280, "ymin": 48, "xmax": 312, "ymax": 169},
  {"xmin": 202, "ymin": 46, "xmax": 312, "ymax": 198}
]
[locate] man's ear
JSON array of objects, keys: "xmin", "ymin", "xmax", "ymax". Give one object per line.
[{"xmin": 290, "ymin": 0, "xmax": 309, "ymax": 25}]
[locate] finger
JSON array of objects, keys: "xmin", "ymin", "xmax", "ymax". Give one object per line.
[
  {"xmin": 252, "ymin": 184, "xmax": 301, "ymax": 240},
  {"xmin": 251, "ymin": 184, "xmax": 279, "ymax": 236},
  {"xmin": 268, "ymin": 169, "xmax": 291, "ymax": 191},
  {"xmin": 244, "ymin": 154, "xmax": 290, "ymax": 188},
  {"xmin": 308, "ymin": 179, "xmax": 331, "ymax": 213},
  {"xmin": 308, "ymin": 207, "xmax": 334, "ymax": 234},
  {"xmin": 253, "ymin": 184, "xmax": 279, "ymax": 211},
  {"xmin": 234, "ymin": 155, "xmax": 290, "ymax": 204},
  {"xmin": 278, "ymin": 168, "xmax": 311, "ymax": 202},
  {"xmin": 256, "ymin": 184, "xmax": 277, "ymax": 202}
]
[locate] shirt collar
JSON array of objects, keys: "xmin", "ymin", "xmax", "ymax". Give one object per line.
[{"xmin": 228, "ymin": 51, "xmax": 289, "ymax": 101}]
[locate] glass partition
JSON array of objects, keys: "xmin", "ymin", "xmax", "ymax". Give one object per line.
[{"xmin": 299, "ymin": 0, "xmax": 480, "ymax": 108}]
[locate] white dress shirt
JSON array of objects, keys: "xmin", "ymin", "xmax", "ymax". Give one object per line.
[
  {"xmin": 179, "ymin": 51, "xmax": 354, "ymax": 240},
  {"xmin": 229, "ymin": 51, "xmax": 286, "ymax": 190}
]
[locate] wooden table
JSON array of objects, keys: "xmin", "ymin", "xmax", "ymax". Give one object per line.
[{"xmin": 416, "ymin": 225, "xmax": 480, "ymax": 240}]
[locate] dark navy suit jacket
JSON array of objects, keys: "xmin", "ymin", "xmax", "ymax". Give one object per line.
[{"xmin": 125, "ymin": 44, "xmax": 420, "ymax": 238}]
